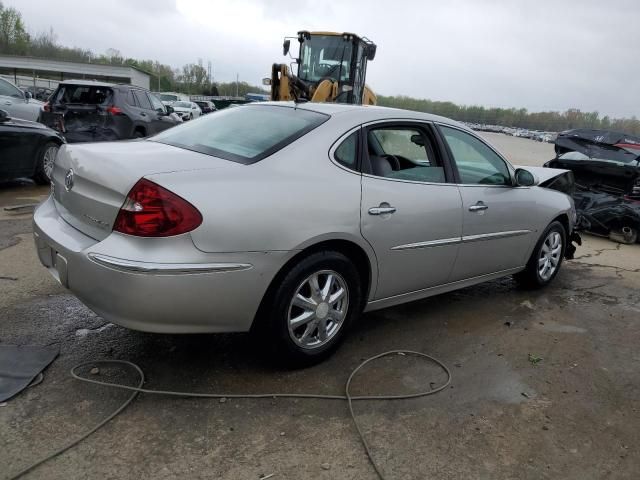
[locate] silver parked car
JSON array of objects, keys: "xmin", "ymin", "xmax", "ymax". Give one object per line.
[
  {"xmin": 0, "ymin": 77, "xmax": 44, "ymax": 122},
  {"xmin": 33, "ymin": 103, "xmax": 578, "ymax": 365}
]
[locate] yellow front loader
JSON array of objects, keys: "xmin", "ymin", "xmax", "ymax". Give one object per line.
[{"xmin": 264, "ymin": 31, "xmax": 377, "ymax": 105}]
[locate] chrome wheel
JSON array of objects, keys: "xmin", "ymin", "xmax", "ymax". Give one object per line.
[
  {"xmin": 43, "ymin": 145, "xmax": 59, "ymax": 180},
  {"xmin": 287, "ymin": 270, "xmax": 349, "ymax": 349},
  {"xmin": 538, "ymin": 231, "xmax": 562, "ymax": 281}
]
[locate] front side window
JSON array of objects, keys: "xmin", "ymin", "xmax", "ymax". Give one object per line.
[
  {"xmin": 148, "ymin": 94, "xmax": 165, "ymax": 112},
  {"xmin": 366, "ymin": 126, "xmax": 446, "ymax": 183},
  {"xmin": 0, "ymin": 78, "xmax": 23, "ymax": 99},
  {"xmin": 151, "ymin": 105, "xmax": 329, "ymax": 163},
  {"xmin": 440, "ymin": 126, "xmax": 511, "ymax": 186}
]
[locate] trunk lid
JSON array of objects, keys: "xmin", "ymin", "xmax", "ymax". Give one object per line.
[{"xmin": 51, "ymin": 140, "xmax": 240, "ymax": 240}]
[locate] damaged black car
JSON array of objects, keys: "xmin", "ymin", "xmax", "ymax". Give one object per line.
[{"xmin": 544, "ymin": 129, "xmax": 640, "ymax": 243}]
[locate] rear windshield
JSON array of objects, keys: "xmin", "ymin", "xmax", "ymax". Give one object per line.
[
  {"xmin": 54, "ymin": 85, "xmax": 113, "ymax": 105},
  {"xmin": 173, "ymin": 101, "xmax": 191, "ymax": 108},
  {"xmin": 159, "ymin": 94, "xmax": 178, "ymax": 102},
  {"xmin": 150, "ymin": 105, "xmax": 330, "ymax": 164}
]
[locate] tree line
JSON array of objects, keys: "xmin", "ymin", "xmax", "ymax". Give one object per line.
[
  {"xmin": 377, "ymin": 96, "xmax": 640, "ymax": 136},
  {"xmin": 0, "ymin": 2, "xmax": 267, "ymax": 96},
  {"xmin": 2, "ymin": 1, "xmax": 638, "ymax": 135}
]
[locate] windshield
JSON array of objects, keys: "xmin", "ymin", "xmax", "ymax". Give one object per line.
[
  {"xmin": 298, "ymin": 35, "xmax": 353, "ymax": 83},
  {"xmin": 173, "ymin": 101, "xmax": 191, "ymax": 108},
  {"xmin": 151, "ymin": 105, "xmax": 329, "ymax": 164}
]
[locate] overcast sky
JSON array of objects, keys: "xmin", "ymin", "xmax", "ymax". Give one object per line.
[{"xmin": 10, "ymin": 0, "xmax": 640, "ymax": 117}]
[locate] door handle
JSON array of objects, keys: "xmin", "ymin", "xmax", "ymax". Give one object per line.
[
  {"xmin": 368, "ymin": 205, "xmax": 396, "ymax": 215},
  {"xmin": 140, "ymin": 112, "xmax": 146, "ymax": 117},
  {"xmin": 3, "ymin": 101, "xmax": 11, "ymax": 105},
  {"xmin": 469, "ymin": 201, "xmax": 488, "ymax": 212}
]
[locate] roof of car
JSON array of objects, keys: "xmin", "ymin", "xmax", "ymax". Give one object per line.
[
  {"xmin": 251, "ymin": 101, "xmax": 466, "ymax": 129},
  {"xmin": 58, "ymin": 80, "xmax": 150, "ymax": 91}
]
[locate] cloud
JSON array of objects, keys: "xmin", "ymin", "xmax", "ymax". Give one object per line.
[{"xmin": 6, "ymin": 0, "xmax": 640, "ymax": 117}]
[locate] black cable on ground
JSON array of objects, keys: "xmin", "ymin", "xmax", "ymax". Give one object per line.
[{"xmin": 9, "ymin": 350, "xmax": 451, "ymax": 480}]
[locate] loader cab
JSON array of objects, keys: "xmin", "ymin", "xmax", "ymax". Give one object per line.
[{"xmin": 293, "ymin": 31, "xmax": 376, "ymax": 105}]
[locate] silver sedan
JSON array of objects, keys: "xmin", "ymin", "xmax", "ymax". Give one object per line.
[{"xmin": 33, "ymin": 103, "xmax": 577, "ymax": 365}]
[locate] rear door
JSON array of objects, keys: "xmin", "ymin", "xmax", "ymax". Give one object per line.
[
  {"xmin": 131, "ymin": 89, "xmax": 155, "ymax": 135},
  {"xmin": 358, "ymin": 121, "xmax": 463, "ymax": 299},
  {"xmin": 438, "ymin": 124, "xmax": 535, "ymax": 281},
  {"xmin": 0, "ymin": 122, "xmax": 39, "ymax": 179}
]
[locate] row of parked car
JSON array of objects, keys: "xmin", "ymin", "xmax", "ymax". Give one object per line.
[
  {"xmin": 0, "ymin": 76, "xmax": 220, "ymax": 185},
  {"xmin": 467, "ymin": 123, "xmax": 557, "ymax": 143}
]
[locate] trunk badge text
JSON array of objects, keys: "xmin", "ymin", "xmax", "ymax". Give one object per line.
[{"xmin": 64, "ymin": 169, "xmax": 74, "ymax": 192}]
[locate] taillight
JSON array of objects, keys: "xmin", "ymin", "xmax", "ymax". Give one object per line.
[
  {"xmin": 106, "ymin": 105, "xmax": 123, "ymax": 115},
  {"xmin": 43, "ymin": 101, "xmax": 51, "ymax": 112},
  {"xmin": 113, "ymin": 179, "xmax": 202, "ymax": 237}
]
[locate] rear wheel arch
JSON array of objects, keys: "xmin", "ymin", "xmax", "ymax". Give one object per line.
[
  {"xmin": 133, "ymin": 126, "xmax": 146, "ymax": 138},
  {"xmin": 251, "ymin": 239, "xmax": 374, "ymax": 331}
]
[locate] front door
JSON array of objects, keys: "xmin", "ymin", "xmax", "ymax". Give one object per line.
[
  {"xmin": 438, "ymin": 125, "xmax": 535, "ymax": 281},
  {"xmin": 359, "ymin": 122, "xmax": 463, "ymax": 299}
]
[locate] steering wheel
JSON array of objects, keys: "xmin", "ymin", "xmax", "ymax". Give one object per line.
[{"xmin": 382, "ymin": 154, "xmax": 401, "ymax": 171}]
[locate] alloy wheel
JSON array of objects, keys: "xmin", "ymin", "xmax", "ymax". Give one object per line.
[
  {"xmin": 43, "ymin": 145, "xmax": 59, "ymax": 180},
  {"xmin": 538, "ymin": 231, "xmax": 562, "ymax": 281},
  {"xmin": 287, "ymin": 270, "xmax": 349, "ymax": 349}
]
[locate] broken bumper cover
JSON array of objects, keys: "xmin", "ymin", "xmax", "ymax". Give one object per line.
[{"xmin": 32, "ymin": 195, "xmax": 285, "ymax": 333}]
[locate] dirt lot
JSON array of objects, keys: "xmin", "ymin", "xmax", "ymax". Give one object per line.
[{"xmin": 1, "ymin": 134, "xmax": 639, "ymax": 480}]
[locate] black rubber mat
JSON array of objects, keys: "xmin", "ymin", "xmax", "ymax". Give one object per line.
[{"xmin": 0, "ymin": 345, "xmax": 59, "ymax": 402}]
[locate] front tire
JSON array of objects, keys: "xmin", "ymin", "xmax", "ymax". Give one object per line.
[
  {"xmin": 33, "ymin": 141, "xmax": 59, "ymax": 185},
  {"xmin": 256, "ymin": 251, "xmax": 363, "ymax": 367},
  {"xmin": 515, "ymin": 221, "xmax": 566, "ymax": 288}
]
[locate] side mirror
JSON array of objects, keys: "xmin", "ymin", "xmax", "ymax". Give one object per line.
[
  {"xmin": 24, "ymin": 91, "xmax": 32, "ymax": 101},
  {"xmin": 165, "ymin": 105, "xmax": 174, "ymax": 114},
  {"xmin": 366, "ymin": 44, "xmax": 377, "ymax": 61},
  {"xmin": 0, "ymin": 109, "xmax": 9, "ymax": 122},
  {"xmin": 283, "ymin": 39, "xmax": 291, "ymax": 56},
  {"xmin": 262, "ymin": 77, "xmax": 272, "ymax": 86},
  {"xmin": 514, "ymin": 168, "xmax": 538, "ymax": 187}
]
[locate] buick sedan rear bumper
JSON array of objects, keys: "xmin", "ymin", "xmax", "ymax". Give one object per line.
[{"xmin": 33, "ymin": 195, "xmax": 286, "ymax": 333}]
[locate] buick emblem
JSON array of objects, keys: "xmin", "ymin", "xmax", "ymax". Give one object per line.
[{"xmin": 64, "ymin": 169, "xmax": 74, "ymax": 192}]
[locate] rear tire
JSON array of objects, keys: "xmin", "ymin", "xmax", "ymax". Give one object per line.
[
  {"xmin": 254, "ymin": 251, "xmax": 363, "ymax": 367},
  {"xmin": 515, "ymin": 221, "xmax": 566, "ymax": 288},
  {"xmin": 33, "ymin": 141, "xmax": 59, "ymax": 185}
]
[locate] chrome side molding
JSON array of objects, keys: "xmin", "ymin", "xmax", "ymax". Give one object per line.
[{"xmin": 87, "ymin": 253, "xmax": 252, "ymax": 275}]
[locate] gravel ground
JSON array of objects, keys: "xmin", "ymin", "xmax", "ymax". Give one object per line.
[{"xmin": 1, "ymin": 135, "xmax": 638, "ymax": 480}]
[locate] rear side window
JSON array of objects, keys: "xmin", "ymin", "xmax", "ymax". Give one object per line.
[
  {"xmin": 133, "ymin": 90, "xmax": 152, "ymax": 110},
  {"xmin": 151, "ymin": 105, "xmax": 329, "ymax": 164},
  {"xmin": 125, "ymin": 90, "xmax": 137, "ymax": 106},
  {"xmin": 54, "ymin": 85, "xmax": 113, "ymax": 105},
  {"xmin": 334, "ymin": 131, "xmax": 359, "ymax": 170}
]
